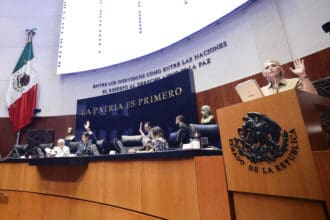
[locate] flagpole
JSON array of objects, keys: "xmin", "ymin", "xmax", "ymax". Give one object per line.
[{"xmin": 16, "ymin": 130, "xmax": 21, "ymax": 145}]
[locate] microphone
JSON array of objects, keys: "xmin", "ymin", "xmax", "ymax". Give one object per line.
[{"xmin": 274, "ymin": 77, "xmax": 279, "ymax": 94}]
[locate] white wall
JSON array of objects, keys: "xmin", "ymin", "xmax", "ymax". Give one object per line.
[{"xmin": 0, "ymin": 0, "xmax": 329, "ymax": 117}]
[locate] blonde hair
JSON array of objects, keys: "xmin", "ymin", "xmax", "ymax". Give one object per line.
[{"xmin": 263, "ymin": 59, "xmax": 285, "ymax": 77}]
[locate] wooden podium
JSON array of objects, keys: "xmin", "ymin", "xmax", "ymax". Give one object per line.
[{"xmin": 217, "ymin": 89, "xmax": 330, "ymax": 220}]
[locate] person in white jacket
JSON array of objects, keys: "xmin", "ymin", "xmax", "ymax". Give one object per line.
[{"xmin": 53, "ymin": 138, "xmax": 70, "ymax": 157}]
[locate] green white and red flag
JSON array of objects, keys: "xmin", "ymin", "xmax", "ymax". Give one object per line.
[{"xmin": 6, "ymin": 29, "xmax": 38, "ymax": 132}]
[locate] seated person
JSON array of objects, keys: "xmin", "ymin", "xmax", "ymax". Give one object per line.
[
  {"xmin": 76, "ymin": 132, "xmax": 100, "ymax": 156},
  {"xmin": 146, "ymin": 126, "xmax": 169, "ymax": 152},
  {"xmin": 139, "ymin": 121, "xmax": 153, "ymax": 149},
  {"xmin": 128, "ymin": 126, "xmax": 168, "ymax": 153},
  {"xmin": 200, "ymin": 105, "xmax": 216, "ymax": 124},
  {"xmin": 261, "ymin": 58, "xmax": 318, "ymax": 96},
  {"xmin": 53, "ymin": 138, "xmax": 70, "ymax": 157},
  {"xmin": 175, "ymin": 115, "xmax": 191, "ymax": 146},
  {"xmin": 64, "ymin": 127, "xmax": 75, "ymax": 142},
  {"xmin": 84, "ymin": 120, "xmax": 97, "ymax": 144}
]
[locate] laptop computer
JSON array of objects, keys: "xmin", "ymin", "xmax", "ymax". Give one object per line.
[{"xmin": 235, "ymin": 79, "xmax": 264, "ymax": 102}]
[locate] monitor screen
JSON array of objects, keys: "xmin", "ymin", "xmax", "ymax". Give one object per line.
[{"xmin": 57, "ymin": 0, "xmax": 251, "ymax": 74}]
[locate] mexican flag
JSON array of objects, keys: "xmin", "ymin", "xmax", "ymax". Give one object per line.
[{"xmin": 6, "ymin": 29, "xmax": 38, "ymax": 132}]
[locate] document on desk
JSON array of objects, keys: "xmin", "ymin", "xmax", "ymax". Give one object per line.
[{"xmin": 235, "ymin": 79, "xmax": 264, "ymax": 102}]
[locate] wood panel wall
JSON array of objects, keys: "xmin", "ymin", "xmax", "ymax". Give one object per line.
[
  {"xmin": 1, "ymin": 48, "xmax": 329, "ymax": 156},
  {"xmin": 0, "ymin": 116, "xmax": 76, "ymax": 156}
]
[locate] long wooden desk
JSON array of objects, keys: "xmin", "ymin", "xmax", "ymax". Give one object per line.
[
  {"xmin": 0, "ymin": 150, "xmax": 231, "ymax": 220},
  {"xmin": 2, "ymin": 90, "xmax": 330, "ymax": 220}
]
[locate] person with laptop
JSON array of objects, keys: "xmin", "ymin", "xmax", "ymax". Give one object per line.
[{"xmin": 261, "ymin": 58, "xmax": 318, "ymax": 96}]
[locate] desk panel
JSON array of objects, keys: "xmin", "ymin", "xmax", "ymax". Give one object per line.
[{"xmin": 0, "ymin": 151, "xmax": 229, "ymax": 220}]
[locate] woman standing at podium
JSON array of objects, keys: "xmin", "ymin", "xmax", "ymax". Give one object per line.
[{"xmin": 261, "ymin": 58, "xmax": 318, "ymax": 96}]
